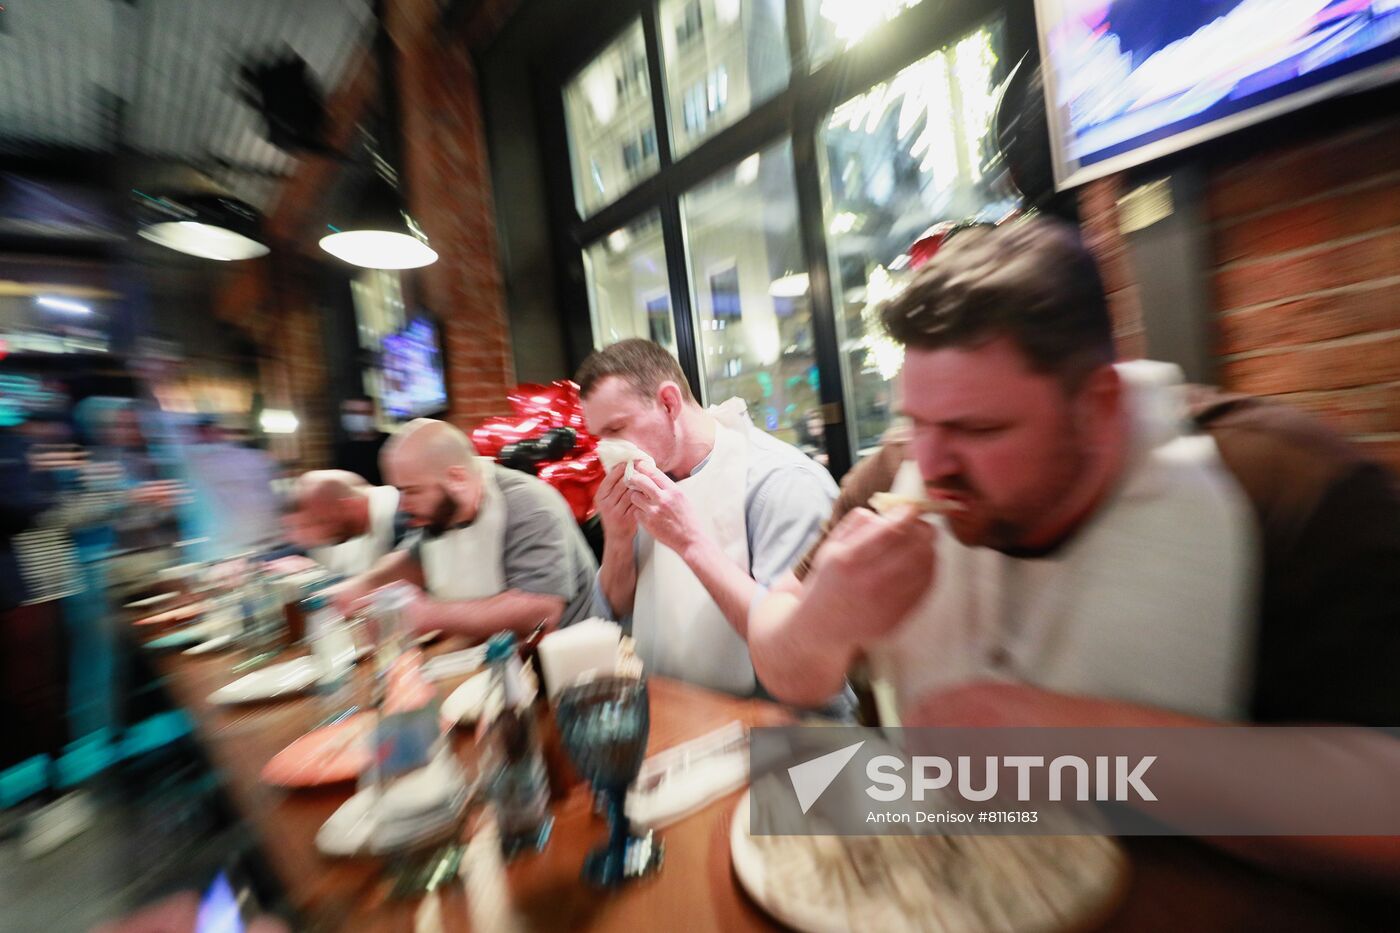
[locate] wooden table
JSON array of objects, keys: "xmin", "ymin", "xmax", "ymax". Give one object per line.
[{"xmin": 140, "ymin": 640, "xmax": 1393, "ymax": 932}]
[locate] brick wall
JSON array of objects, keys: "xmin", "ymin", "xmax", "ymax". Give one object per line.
[
  {"xmin": 390, "ymin": 0, "xmax": 517, "ymax": 431},
  {"xmin": 1079, "ymin": 114, "xmax": 1400, "ymax": 475},
  {"xmin": 1078, "ymin": 175, "xmax": 1147, "ymax": 361},
  {"xmin": 1207, "ymin": 116, "xmax": 1400, "ymax": 473}
]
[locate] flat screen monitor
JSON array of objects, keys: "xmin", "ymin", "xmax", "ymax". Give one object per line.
[
  {"xmin": 381, "ymin": 316, "xmax": 447, "ymax": 420},
  {"xmin": 1035, "ymin": 0, "xmax": 1400, "ymax": 188}
]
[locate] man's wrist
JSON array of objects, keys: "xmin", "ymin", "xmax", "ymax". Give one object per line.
[
  {"xmin": 678, "ymin": 529, "xmax": 716, "ymax": 573},
  {"xmin": 802, "ymin": 575, "xmax": 862, "ymax": 655},
  {"xmin": 601, "ymin": 536, "xmax": 635, "ymax": 574},
  {"xmin": 415, "ymin": 598, "xmax": 443, "ymax": 632}
]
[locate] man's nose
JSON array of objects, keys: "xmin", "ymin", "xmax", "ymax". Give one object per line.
[{"xmin": 917, "ymin": 434, "xmax": 960, "ymax": 482}]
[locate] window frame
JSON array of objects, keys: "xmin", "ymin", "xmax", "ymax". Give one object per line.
[{"xmin": 541, "ymin": 0, "xmax": 1035, "ymax": 478}]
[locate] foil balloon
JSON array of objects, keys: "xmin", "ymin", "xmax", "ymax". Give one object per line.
[
  {"xmin": 539, "ymin": 454, "xmax": 604, "ymax": 524},
  {"xmin": 472, "ymin": 380, "xmax": 601, "ymax": 522}
]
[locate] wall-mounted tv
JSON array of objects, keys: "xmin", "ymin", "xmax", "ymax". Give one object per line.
[
  {"xmin": 1035, "ymin": 1, "xmax": 1400, "ymax": 189},
  {"xmin": 381, "ymin": 316, "xmax": 448, "ymax": 420}
]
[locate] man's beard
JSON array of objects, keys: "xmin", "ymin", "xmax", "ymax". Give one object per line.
[
  {"xmin": 932, "ymin": 427, "xmax": 1090, "ymax": 554},
  {"xmin": 423, "ymin": 485, "xmax": 461, "ymax": 538}
]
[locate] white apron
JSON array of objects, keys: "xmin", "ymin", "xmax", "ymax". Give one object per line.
[
  {"xmin": 632, "ymin": 399, "xmax": 755, "ymax": 696},
  {"xmin": 311, "ymin": 485, "xmax": 400, "ymax": 577},
  {"xmin": 419, "ymin": 462, "xmax": 508, "ymax": 601},
  {"xmin": 867, "ymin": 362, "xmax": 1256, "ymax": 725}
]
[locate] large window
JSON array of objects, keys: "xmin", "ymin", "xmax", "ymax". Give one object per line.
[
  {"xmin": 556, "ymin": 0, "xmax": 1016, "ymax": 475},
  {"xmin": 658, "ymin": 0, "xmax": 789, "ymax": 156},
  {"xmin": 563, "ymin": 22, "xmax": 661, "ymax": 217},
  {"xmin": 803, "ymin": 0, "xmax": 929, "ymax": 70},
  {"xmin": 582, "ymin": 211, "xmax": 678, "ymax": 356},
  {"xmin": 820, "ymin": 27, "xmax": 1011, "ymax": 454},
  {"xmin": 682, "ymin": 141, "xmax": 820, "ymax": 452}
]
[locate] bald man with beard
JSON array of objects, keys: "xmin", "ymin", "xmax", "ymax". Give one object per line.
[
  {"xmin": 327, "ymin": 418, "xmax": 597, "ymax": 638},
  {"xmin": 285, "ymin": 470, "xmax": 402, "ymax": 577}
]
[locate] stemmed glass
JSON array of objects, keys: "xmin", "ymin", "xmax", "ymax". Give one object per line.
[{"xmin": 555, "ymin": 675, "xmax": 663, "ymax": 886}]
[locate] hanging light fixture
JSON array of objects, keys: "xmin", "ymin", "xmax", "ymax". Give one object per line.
[
  {"xmin": 134, "ymin": 190, "xmax": 270, "ymax": 261},
  {"xmin": 319, "ymin": 0, "xmax": 437, "ymax": 270},
  {"xmin": 318, "ymin": 166, "xmax": 437, "ymax": 269}
]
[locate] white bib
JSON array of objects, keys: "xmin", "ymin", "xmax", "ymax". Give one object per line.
[
  {"xmin": 632, "ymin": 399, "xmax": 755, "ymax": 695},
  {"xmin": 311, "ymin": 486, "xmax": 400, "ymax": 577},
  {"xmin": 867, "ymin": 362, "xmax": 1257, "ymax": 724},
  {"xmin": 419, "ymin": 462, "xmax": 508, "ymax": 601}
]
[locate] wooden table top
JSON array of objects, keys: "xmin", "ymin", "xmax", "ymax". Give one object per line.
[{"xmin": 139, "ymin": 636, "xmax": 1391, "ymax": 933}]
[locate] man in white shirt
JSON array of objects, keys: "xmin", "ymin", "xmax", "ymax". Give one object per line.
[
  {"xmin": 328, "ymin": 418, "xmax": 596, "ymax": 637},
  {"xmin": 285, "ymin": 470, "xmax": 401, "ymax": 577},
  {"xmin": 748, "ymin": 219, "xmax": 1400, "ymax": 889},
  {"xmin": 577, "ymin": 339, "xmax": 838, "ymax": 696},
  {"xmin": 749, "ymin": 218, "xmax": 1258, "ymax": 723}
]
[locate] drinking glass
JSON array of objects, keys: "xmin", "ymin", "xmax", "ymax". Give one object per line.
[{"xmin": 555, "ymin": 675, "xmax": 663, "ymax": 886}]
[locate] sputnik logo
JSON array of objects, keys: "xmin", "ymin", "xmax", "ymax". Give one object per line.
[{"xmin": 787, "ymin": 741, "xmax": 865, "ymax": 814}]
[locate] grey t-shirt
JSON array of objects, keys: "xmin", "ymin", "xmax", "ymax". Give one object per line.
[{"xmin": 405, "ymin": 464, "xmax": 598, "ymax": 626}]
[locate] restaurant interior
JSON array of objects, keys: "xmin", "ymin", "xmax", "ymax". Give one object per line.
[{"xmin": 2, "ymin": 0, "xmax": 1399, "ymax": 929}]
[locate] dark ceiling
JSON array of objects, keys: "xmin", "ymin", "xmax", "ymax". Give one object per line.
[{"xmin": 0, "ymin": 0, "xmax": 375, "ymax": 209}]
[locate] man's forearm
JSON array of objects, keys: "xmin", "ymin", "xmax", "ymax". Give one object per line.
[
  {"xmin": 599, "ymin": 538, "xmax": 637, "ymax": 618},
  {"xmin": 346, "ymin": 549, "xmax": 420, "ymax": 595},
  {"xmin": 429, "ymin": 590, "xmax": 566, "ymax": 639},
  {"xmin": 681, "ymin": 534, "xmax": 759, "ymax": 637},
  {"xmin": 748, "ymin": 576, "xmax": 856, "ymax": 706}
]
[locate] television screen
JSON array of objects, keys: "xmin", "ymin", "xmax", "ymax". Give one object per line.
[
  {"xmin": 1036, "ymin": 0, "xmax": 1400, "ymax": 188},
  {"xmin": 381, "ymin": 316, "xmax": 447, "ymax": 420}
]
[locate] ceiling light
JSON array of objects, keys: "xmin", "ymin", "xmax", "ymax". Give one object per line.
[
  {"xmin": 35, "ymin": 296, "xmax": 92, "ymax": 314},
  {"xmin": 769, "ymin": 272, "xmax": 810, "ymax": 298},
  {"xmin": 320, "ymin": 172, "xmax": 438, "ymax": 270},
  {"xmin": 259, "ymin": 409, "xmax": 299, "ymax": 434},
  {"xmin": 134, "ymin": 191, "xmax": 270, "ymax": 261}
]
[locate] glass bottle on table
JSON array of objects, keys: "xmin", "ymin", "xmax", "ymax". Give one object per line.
[
  {"xmin": 303, "ymin": 592, "xmax": 357, "ymax": 713},
  {"xmin": 481, "ymin": 631, "xmax": 553, "ymax": 858},
  {"xmin": 518, "ymin": 621, "xmax": 578, "ymax": 800}
]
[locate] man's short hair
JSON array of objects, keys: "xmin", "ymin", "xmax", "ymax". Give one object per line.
[
  {"xmin": 880, "ymin": 217, "xmax": 1115, "ymax": 389},
  {"xmin": 576, "ymin": 338, "xmax": 694, "ymax": 402}
]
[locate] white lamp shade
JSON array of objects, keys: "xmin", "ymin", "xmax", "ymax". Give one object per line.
[{"xmin": 318, "ymin": 230, "xmax": 439, "ymax": 270}]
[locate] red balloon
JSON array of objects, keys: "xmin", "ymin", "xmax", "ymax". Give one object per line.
[
  {"xmin": 539, "ymin": 454, "xmax": 603, "ymax": 523},
  {"xmin": 474, "ymin": 380, "xmax": 601, "ymax": 521}
]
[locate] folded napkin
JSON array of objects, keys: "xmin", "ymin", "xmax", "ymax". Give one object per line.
[
  {"xmin": 537, "ymin": 618, "xmax": 621, "ymax": 699},
  {"xmin": 627, "ymin": 752, "xmax": 748, "ymax": 829},
  {"xmin": 594, "ymin": 439, "xmax": 655, "ymax": 483},
  {"xmin": 626, "ymin": 721, "xmax": 749, "ymax": 829},
  {"xmin": 420, "ymin": 646, "xmax": 487, "ymax": 682}
]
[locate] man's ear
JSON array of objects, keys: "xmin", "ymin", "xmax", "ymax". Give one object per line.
[
  {"xmin": 444, "ymin": 463, "xmax": 471, "ymax": 486},
  {"xmin": 657, "ymin": 382, "xmax": 686, "ymax": 420},
  {"xmin": 1075, "ymin": 364, "xmax": 1122, "ymax": 437}
]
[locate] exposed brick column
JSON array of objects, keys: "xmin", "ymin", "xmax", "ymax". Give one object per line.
[
  {"xmin": 390, "ymin": 0, "xmax": 516, "ymax": 432},
  {"xmin": 1076, "ymin": 176, "xmax": 1147, "ymax": 361}
]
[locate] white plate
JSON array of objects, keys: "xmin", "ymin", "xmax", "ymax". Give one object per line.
[
  {"xmin": 208, "ymin": 657, "xmax": 325, "ymax": 705},
  {"xmin": 316, "ymin": 756, "xmax": 469, "ymax": 857},
  {"xmin": 730, "ymin": 791, "xmax": 1128, "ymax": 933}
]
